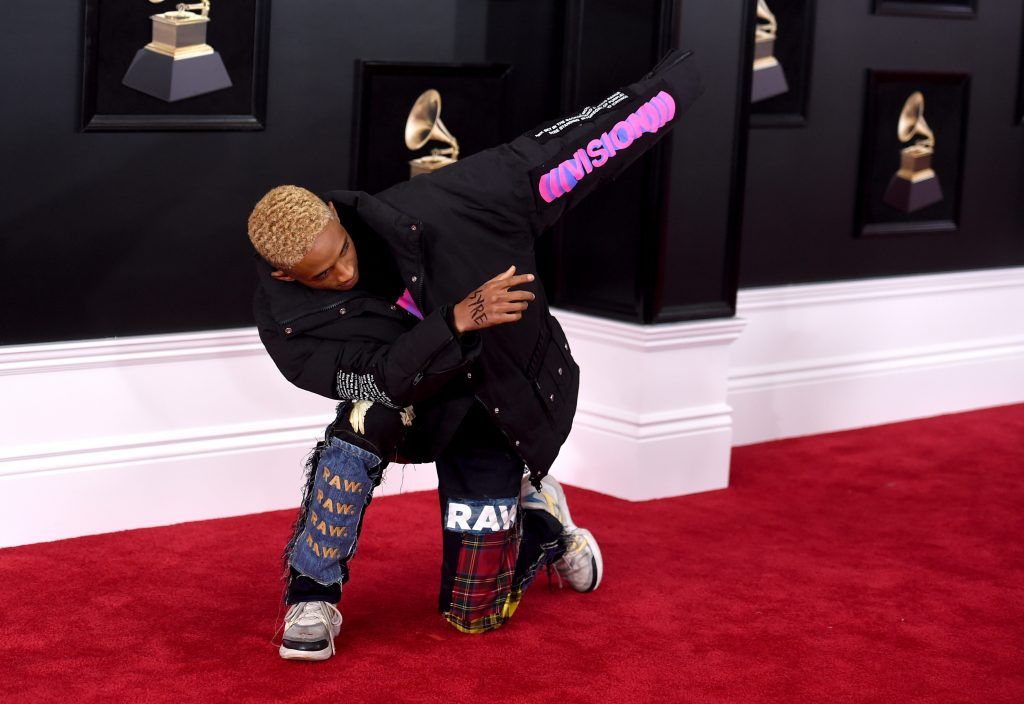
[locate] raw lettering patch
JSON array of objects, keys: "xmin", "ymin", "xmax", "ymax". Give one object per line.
[
  {"xmin": 289, "ymin": 439, "xmax": 377, "ymax": 584},
  {"xmin": 444, "ymin": 497, "xmax": 518, "ymax": 534}
]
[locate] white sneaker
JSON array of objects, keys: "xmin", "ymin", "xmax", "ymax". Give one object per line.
[
  {"xmin": 279, "ymin": 600, "xmax": 342, "ymax": 661},
  {"xmin": 557, "ymin": 526, "xmax": 603, "ymax": 593},
  {"xmin": 520, "ymin": 474, "xmax": 604, "ymax": 593}
]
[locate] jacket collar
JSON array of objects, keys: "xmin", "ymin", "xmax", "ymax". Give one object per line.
[{"xmin": 254, "ymin": 189, "xmax": 422, "ymax": 325}]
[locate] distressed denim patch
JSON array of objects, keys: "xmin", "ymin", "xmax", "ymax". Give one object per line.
[
  {"xmin": 443, "ymin": 497, "xmax": 518, "ymax": 534},
  {"xmin": 288, "ymin": 436, "xmax": 380, "ymax": 585}
]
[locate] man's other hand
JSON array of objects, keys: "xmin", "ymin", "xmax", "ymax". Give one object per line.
[{"xmin": 453, "ymin": 265, "xmax": 536, "ymax": 334}]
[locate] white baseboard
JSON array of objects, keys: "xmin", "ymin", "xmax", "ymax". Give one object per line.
[
  {"xmin": 728, "ymin": 266, "xmax": 1024, "ymax": 445},
  {"xmin": 0, "ymin": 330, "xmax": 439, "ymax": 549},
  {"xmin": 4, "ymin": 265, "xmax": 1023, "ymax": 547}
]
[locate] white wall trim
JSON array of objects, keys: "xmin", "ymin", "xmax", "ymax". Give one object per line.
[
  {"xmin": 737, "ymin": 265, "xmax": 1024, "ymax": 310},
  {"xmin": 560, "ymin": 312, "xmax": 747, "ymax": 351},
  {"xmin": 0, "ymin": 328, "xmax": 262, "ymax": 376},
  {"xmin": 1, "ymin": 415, "xmax": 327, "ymax": 477},
  {"xmin": 729, "ymin": 333, "xmax": 1024, "ymax": 392},
  {"xmin": 729, "ymin": 265, "xmax": 1024, "ymax": 446},
  {"xmin": 574, "ymin": 400, "xmax": 734, "ymax": 440},
  {"xmin": 0, "ymin": 326, "xmax": 439, "ymax": 548}
]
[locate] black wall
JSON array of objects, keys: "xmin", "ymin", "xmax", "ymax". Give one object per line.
[
  {"xmin": 2, "ymin": 1, "xmax": 1022, "ymax": 346},
  {"xmin": 739, "ymin": 1, "xmax": 1024, "ymax": 287}
]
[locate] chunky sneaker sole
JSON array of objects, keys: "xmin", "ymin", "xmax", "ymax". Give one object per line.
[
  {"xmin": 279, "ymin": 601, "xmax": 342, "ymax": 661},
  {"xmin": 280, "ymin": 638, "xmax": 336, "ymax": 661}
]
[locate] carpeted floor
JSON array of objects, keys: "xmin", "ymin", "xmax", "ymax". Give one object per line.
[{"xmin": 1, "ymin": 404, "xmax": 1022, "ymax": 703}]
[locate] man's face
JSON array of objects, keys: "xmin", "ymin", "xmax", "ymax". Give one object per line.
[{"xmin": 270, "ymin": 202, "xmax": 360, "ymax": 291}]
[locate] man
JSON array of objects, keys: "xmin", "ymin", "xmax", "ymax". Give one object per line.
[{"xmin": 249, "ymin": 47, "xmax": 704, "ymax": 660}]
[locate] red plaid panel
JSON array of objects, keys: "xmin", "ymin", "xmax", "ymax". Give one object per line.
[{"xmin": 443, "ymin": 527, "xmax": 522, "ymax": 633}]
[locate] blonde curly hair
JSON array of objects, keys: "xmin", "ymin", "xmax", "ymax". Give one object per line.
[{"xmin": 247, "ymin": 185, "xmax": 332, "ymax": 270}]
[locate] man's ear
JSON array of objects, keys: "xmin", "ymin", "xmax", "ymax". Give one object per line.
[
  {"xmin": 270, "ymin": 269, "xmax": 296, "ymax": 282},
  {"xmin": 327, "ymin": 201, "xmax": 339, "ymax": 220}
]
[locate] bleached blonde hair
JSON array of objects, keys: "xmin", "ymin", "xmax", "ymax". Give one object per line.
[{"xmin": 247, "ymin": 185, "xmax": 331, "ymax": 270}]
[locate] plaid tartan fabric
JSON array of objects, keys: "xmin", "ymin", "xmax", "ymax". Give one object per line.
[
  {"xmin": 443, "ymin": 522, "xmax": 523, "ymax": 633},
  {"xmin": 440, "ymin": 505, "xmax": 569, "ymax": 634}
]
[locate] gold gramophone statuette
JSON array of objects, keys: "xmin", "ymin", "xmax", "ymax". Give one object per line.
[
  {"xmin": 122, "ymin": 0, "xmax": 232, "ymax": 103},
  {"xmin": 882, "ymin": 91, "xmax": 944, "ymax": 213},
  {"xmin": 751, "ymin": 0, "xmax": 790, "ymax": 103},
  {"xmin": 405, "ymin": 89, "xmax": 460, "ymax": 179}
]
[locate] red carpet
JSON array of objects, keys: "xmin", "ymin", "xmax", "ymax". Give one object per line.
[{"xmin": 2, "ymin": 404, "xmax": 1023, "ymax": 703}]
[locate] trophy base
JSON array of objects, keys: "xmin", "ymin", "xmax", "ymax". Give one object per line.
[
  {"xmin": 409, "ymin": 155, "xmax": 456, "ymax": 179},
  {"xmin": 122, "ymin": 48, "xmax": 232, "ymax": 103},
  {"xmin": 751, "ymin": 61, "xmax": 789, "ymax": 103},
  {"xmin": 882, "ymin": 172, "xmax": 944, "ymax": 213}
]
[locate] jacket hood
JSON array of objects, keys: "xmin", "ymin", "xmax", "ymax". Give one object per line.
[{"xmin": 254, "ymin": 189, "xmax": 421, "ymax": 325}]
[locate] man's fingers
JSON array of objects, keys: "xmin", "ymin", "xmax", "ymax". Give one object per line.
[
  {"xmin": 488, "ymin": 264, "xmax": 516, "ymax": 282},
  {"xmin": 494, "ymin": 297, "xmax": 531, "ymax": 314},
  {"xmin": 507, "ymin": 273, "xmax": 535, "ymax": 286},
  {"xmin": 488, "ymin": 273, "xmax": 535, "ymax": 292},
  {"xmin": 487, "ymin": 266, "xmax": 536, "ymax": 285}
]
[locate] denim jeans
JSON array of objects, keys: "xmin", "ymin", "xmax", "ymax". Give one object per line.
[{"xmin": 286, "ymin": 435, "xmax": 383, "ymax": 592}]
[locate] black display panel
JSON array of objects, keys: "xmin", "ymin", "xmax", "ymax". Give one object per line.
[
  {"xmin": 740, "ymin": 2, "xmax": 1024, "ymax": 287},
  {"xmin": 855, "ymin": 70, "xmax": 970, "ymax": 237},
  {"xmin": 350, "ymin": 61, "xmax": 512, "ymax": 194},
  {"xmin": 750, "ymin": 0, "xmax": 817, "ymax": 127},
  {"xmin": 81, "ymin": 0, "xmax": 271, "ymax": 130}
]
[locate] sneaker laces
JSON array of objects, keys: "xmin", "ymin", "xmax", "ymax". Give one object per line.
[
  {"xmin": 556, "ymin": 530, "xmax": 588, "ymax": 574},
  {"xmin": 545, "ymin": 531, "xmax": 586, "ymax": 591},
  {"xmin": 282, "ymin": 601, "xmax": 341, "ymax": 657}
]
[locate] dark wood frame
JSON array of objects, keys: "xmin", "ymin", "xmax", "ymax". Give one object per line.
[
  {"xmin": 349, "ymin": 60, "xmax": 513, "ymax": 192},
  {"xmin": 872, "ymin": 1, "xmax": 977, "ymax": 19},
  {"xmin": 79, "ymin": 0, "xmax": 271, "ymax": 131},
  {"xmin": 750, "ymin": 0, "xmax": 818, "ymax": 128},
  {"xmin": 854, "ymin": 69, "xmax": 971, "ymax": 238}
]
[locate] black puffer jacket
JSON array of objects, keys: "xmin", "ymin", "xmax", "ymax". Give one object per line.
[{"xmin": 252, "ymin": 48, "xmax": 704, "ymax": 485}]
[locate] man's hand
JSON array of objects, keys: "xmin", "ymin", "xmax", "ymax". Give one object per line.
[{"xmin": 453, "ymin": 265, "xmax": 536, "ymax": 334}]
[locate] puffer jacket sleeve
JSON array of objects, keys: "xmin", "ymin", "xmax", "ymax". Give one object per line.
[
  {"xmin": 257, "ymin": 301, "xmax": 481, "ymax": 406},
  {"xmin": 380, "ymin": 48, "xmax": 704, "ymax": 242}
]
